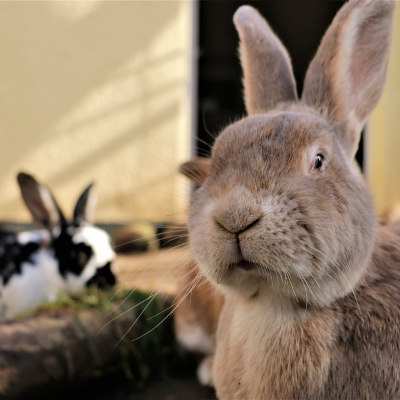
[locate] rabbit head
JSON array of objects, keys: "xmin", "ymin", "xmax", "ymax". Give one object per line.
[
  {"xmin": 17, "ymin": 173, "xmax": 116, "ymax": 293},
  {"xmin": 184, "ymin": 1, "xmax": 395, "ymax": 306}
]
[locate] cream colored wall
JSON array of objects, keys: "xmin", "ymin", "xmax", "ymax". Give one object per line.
[
  {"xmin": 0, "ymin": 1, "xmax": 192, "ymax": 223},
  {"xmin": 368, "ymin": 6, "xmax": 400, "ymax": 214}
]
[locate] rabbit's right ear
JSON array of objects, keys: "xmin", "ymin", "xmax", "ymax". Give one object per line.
[
  {"xmin": 73, "ymin": 183, "xmax": 96, "ymax": 225},
  {"xmin": 302, "ymin": 0, "xmax": 395, "ymax": 157},
  {"xmin": 17, "ymin": 172, "xmax": 64, "ymax": 231},
  {"xmin": 233, "ymin": 6, "xmax": 298, "ymax": 115},
  {"xmin": 179, "ymin": 157, "xmax": 210, "ymax": 186}
]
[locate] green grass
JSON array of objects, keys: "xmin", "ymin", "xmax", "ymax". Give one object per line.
[{"xmin": 22, "ymin": 287, "xmax": 167, "ymax": 315}]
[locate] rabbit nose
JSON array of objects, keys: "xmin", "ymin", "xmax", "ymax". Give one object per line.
[
  {"xmin": 213, "ymin": 207, "xmax": 262, "ymax": 235},
  {"xmin": 212, "ymin": 187, "xmax": 262, "ymax": 234}
]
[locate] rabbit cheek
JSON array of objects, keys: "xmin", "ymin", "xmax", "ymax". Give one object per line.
[
  {"xmin": 189, "ymin": 207, "xmax": 231, "ymax": 287},
  {"xmin": 189, "ymin": 203, "xmax": 262, "ymax": 299},
  {"xmin": 190, "ymin": 220, "xmax": 237, "ymax": 286}
]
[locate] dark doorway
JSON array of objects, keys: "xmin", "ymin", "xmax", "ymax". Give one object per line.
[{"xmin": 196, "ymin": 0, "xmax": 364, "ymax": 168}]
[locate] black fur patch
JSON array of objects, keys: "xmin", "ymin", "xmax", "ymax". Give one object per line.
[
  {"xmin": 86, "ymin": 262, "xmax": 116, "ymax": 289},
  {"xmin": 53, "ymin": 229, "xmax": 93, "ymax": 277},
  {"xmin": 0, "ymin": 231, "xmax": 40, "ymax": 285}
]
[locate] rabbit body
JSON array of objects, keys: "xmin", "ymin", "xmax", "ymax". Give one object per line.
[{"xmin": 183, "ymin": 1, "xmax": 399, "ymax": 398}]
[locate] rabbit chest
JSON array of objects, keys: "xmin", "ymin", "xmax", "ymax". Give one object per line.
[{"xmin": 213, "ymin": 294, "xmax": 336, "ymax": 400}]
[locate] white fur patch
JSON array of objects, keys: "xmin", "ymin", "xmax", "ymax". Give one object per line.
[
  {"xmin": 197, "ymin": 357, "xmax": 214, "ymax": 386},
  {"xmin": 17, "ymin": 230, "xmax": 49, "ymax": 245},
  {"xmin": 176, "ymin": 323, "xmax": 213, "ymax": 354},
  {"xmin": 65, "ymin": 225, "xmax": 115, "ymax": 294},
  {"xmin": 1, "ymin": 249, "xmax": 65, "ymax": 319}
]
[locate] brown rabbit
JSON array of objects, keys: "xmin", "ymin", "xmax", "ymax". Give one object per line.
[{"xmin": 185, "ymin": 1, "xmax": 398, "ymax": 399}]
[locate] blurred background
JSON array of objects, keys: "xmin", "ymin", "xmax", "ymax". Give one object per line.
[
  {"xmin": 0, "ymin": 1, "xmax": 399, "ymax": 399},
  {"xmin": 0, "ymin": 1, "xmax": 192, "ymax": 225},
  {"xmin": 0, "ymin": 0, "xmax": 399, "ymax": 228}
]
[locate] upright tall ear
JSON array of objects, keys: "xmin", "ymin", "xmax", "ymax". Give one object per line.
[
  {"xmin": 302, "ymin": 0, "xmax": 395, "ymax": 157},
  {"xmin": 17, "ymin": 172, "xmax": 64, "ymax": 231},
  {"xmin": 179, "ymin": 157, "xmax": 210, "ymax": 186},
  {"xmin": 73, "ymin": 183, "xmax": 96, "ymax": 225},
  {"xmin": 233, "ymin": 5, "xmax": 298, "ymax": 115}
]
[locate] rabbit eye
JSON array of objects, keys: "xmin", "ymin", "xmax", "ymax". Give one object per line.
[{"xmin": 313, "ymin": 153, "xmax": 324, "ymax": 170}]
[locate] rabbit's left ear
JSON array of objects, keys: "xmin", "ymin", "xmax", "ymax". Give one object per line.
[
  {"xmin": 73, "ymin": 183, "xmax": 96, "ymax": 225},
  {"xmin": 233, "ymin": 6, "xmax": 298, "ymax": 115},
  {"xmin": 179, "ymin": 157, "xmax": 210, "ymax": 186},
  {"xmin": 17, "ymin": 172, "xmax": 65, "ymax": 231},
  {"xmin": 302, "ymin": 0, "xmax": 396, "ymax": 157}
]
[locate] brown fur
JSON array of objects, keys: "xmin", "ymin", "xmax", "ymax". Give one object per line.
[
  {"xmin": 184, "ymin": 1, "xmax": 398, "ymax": 399},
  {"xmin": 174, "ymin": 167, "xmax": 223, "ymax": 386},
  {"xmin": 175, "ymin": 262, "xmax": 223, "ymax": 351},
  {"xmin": 233, "ymin": 5, "xmax": 298, "ymax": 114},
  {"xmin": 302, "ymin": 0, "xmax": 395, "ymax": 156},
  {"xmin": 180, "ymin": 158, "xmax": 211, "ymax": 187},
  {"xmin": 213, "ymin": 226, "xmax": 400, "ymax": 399},
  {"xmin": 174, "ymin": 262, "xmax": 224, "ymax": 385}
]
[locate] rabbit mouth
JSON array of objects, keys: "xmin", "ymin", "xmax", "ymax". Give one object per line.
[
  {"xmin": 229, "ymin": 260, "xmax": 284, "ymax": 279},
  {"xmin": 233, "ymin": 260, "xmax": 259, "ymax": 271},
  {"xmin": 231, "ymin": 260, "xmax": 276, "ymax": 275}
]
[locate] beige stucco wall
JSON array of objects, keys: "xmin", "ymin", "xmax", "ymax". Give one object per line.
[
  {"xmin": 0, "ymin": 1, "xmax": 192, "ymax": 223},
  {"xmin": 368, "ymin": 6, "xmax": 400, "ymax": 214}
]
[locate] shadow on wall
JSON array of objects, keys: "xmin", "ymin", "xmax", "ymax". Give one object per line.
[{"xmin": 0, "ymin": 1, "xmax": 189, "ymax": 222}]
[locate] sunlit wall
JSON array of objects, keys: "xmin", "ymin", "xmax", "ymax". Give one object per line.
[
  {"xmin": 368, "ymin": 5, "xmax": 400, "ymax": 214},
  {"xmin": 0, "ymin": 1, "xmax": 193, "ymax": 223}
]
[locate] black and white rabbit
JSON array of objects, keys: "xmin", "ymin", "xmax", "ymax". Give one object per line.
[{"xmin": 0, "ymin": 172, "xmax": 116, "ymax": 319}]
